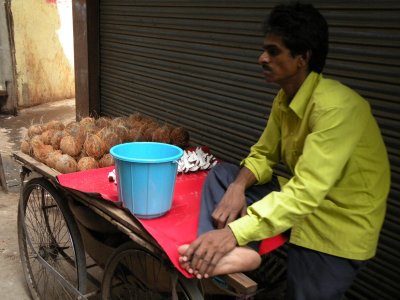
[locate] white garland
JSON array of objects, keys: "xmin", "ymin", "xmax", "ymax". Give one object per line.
[{"xmin": 177, "ymin": 147, "xmax": 218, "ymax": 173}]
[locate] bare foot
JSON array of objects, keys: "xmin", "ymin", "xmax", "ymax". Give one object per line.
[{"xmin": 178, "ymin": 244, "xmax": 261, "ymax": 278}]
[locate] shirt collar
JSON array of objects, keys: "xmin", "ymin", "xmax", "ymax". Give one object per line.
[{"xmin": 276, "ymin": 72, "xmax": 321, "ymax": 118}]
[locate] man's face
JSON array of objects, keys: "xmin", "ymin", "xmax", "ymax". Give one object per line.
[{"xmin": 258, "ymin": 33, "xmax": 303, "ymax": 86}]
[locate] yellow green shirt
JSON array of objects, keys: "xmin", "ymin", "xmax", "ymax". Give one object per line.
[{"xmin": 228, "ymin": 72, "xmax": 391, "ymax": 260}]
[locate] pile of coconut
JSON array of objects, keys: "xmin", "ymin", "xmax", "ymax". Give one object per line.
[{"xmin": 20, "ymin": 113, "xmax": 190, "ymax": 174}]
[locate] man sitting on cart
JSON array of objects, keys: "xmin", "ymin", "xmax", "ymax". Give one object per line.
[{"xmin": 178, "ymin": 2, "xmax": 390, "ymax": 300}]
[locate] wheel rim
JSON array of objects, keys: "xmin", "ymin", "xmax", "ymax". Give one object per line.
[
  {"xmin": 105, "ymin": 248, "xmax": 191, "ymax": 300},
  {"xmin": 21, "ymin": 183, "xmax": 81, "ymax": 299}
]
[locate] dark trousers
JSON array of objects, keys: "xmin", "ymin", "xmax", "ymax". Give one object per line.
[
  {"xmin": 286, "ymin": 245, "xmax": 366, "ymax": 300},
  {"xmin": 198, "ymin": 162, "xmax": 366, "ymax": 300}
]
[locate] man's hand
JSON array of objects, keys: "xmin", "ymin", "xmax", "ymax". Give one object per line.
[
  {"xmin": 212, "ymin": 166, "xmax": 257, "ymax": 229},
  {"xmin": 212, "ymin": 183, "xmax": 247, "ymax": 229},
  {"xmin": 179, "ymin": 227, "xmax": 237, "ymax": 278}
]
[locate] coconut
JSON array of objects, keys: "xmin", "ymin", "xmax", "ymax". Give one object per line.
[
  {"xmin": 51, "ymin": 130, "xmax": 65, "ymax": 150},
  {"xmin": 32, "ymin": 144, "xmax": 54, "ymax": 163},
  {"xmin": 152, "ymin": 125, "xmax": 171, "ymax": 143},
  {"xmin": 75, "ymin": 147, "xmax": 88, "ymax": 161},
  {"xmin": 79, "ymin": 116, "xmax": 95, "ymax": 126},
  {"xmin": 81, "ymin": 122, "xmax": 98, "ymax": 137},
  {"xmin": 141, "ymin": 128, "xmax": 153, "ymax": 141},
  {"xmin": 77, "ymin": 156, "xmax": 99, "ymax": 171},
  {"xmin": 20, "ymin": 140, "xmax": 31, "ymax": 155},
  {"xmin": 55, "ymin": 154, "xmax": 77, "ymax": 174},
  {"xmin": 128, "ymin": 112, "xmax": 142, "ymax": 124},
  {"xmin": 97, "ymin": 127, "xmax": 122, "ymax": 152},
  {"xmin": 30, "ymin": 135, "xmax": 44, "ymax": 149},
  {"xmin": 143, "ymin": 127, "xmax": 158, "ymax": 141},
  {"xmin": 28, "ymin": 124, "xmax": 43, "ymax": 139},
  {"xmin": 44, "ymin": 120, "xmax": 65, "ymax": 131},
  {"xmin": 127, "ymin": 127, "xmax": 144, "ymax": 142},
  {"xmin": 139, "ymin": 121, "xmax": 158, "ymax": 142},
  {"xmin": 110, "ymin": 117, "xmax": 126, "ymax": 128},
  {"xmin": 29, "ymin": 135, "xmax": 44, "ymax": 159},
  {"xmin": 79, "ymin": 117, "xmax": 98, "ymax": 135},
  {"xmin": 95, "ymin": 116, "xmax": 112, "ymax": 129},
  {"xmin": 60, "ymin": 135, "xmax": 83, "ymax": 157},
  {"xmin": 121, "ymin": 116, "xmax": 132, "ymax": 126},
  {"xmin": 99, "ymin": 153, "xmax": 114, "ymax": 167},
  {"xmin": 45, "ymin": 150, "xmax": 62, "ymax": 169},
  {"xmin": 65, "ymin": 121, "xmax": 76, "ymax": 128},
  {"xmin": 41, "ymin": 129, "xmax": 55, "ymax": 145},
  {"xmin": 125, "ymin": 120, "xmax": 144, "ymax": 138},
  {"xmin": 131, "ymin": 120, "xmax": 143, "ymax": 129},
  {"xmin": 141, "ymin": 116, "xmax": 157, "ymax": 126},
  {"xmin": 65, "ymin": 122, "xmax": 85, "ymax": 145},
  {"xmin": 84, "ymin": 134, "xmax": 107, "ymax": 159},
  {"xmin": 112, "ymin": 125, "xmax": 129, "ymax": 142},
  {"xmin": 170, "ymin": 127, "xmax": 190, "ymax": 149}
]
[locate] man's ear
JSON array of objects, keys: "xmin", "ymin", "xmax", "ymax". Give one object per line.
[{"xmin": 298, "ymin": 50, "xmax": 311, "ymax": 68}]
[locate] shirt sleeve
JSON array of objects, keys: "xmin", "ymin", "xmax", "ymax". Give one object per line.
[
  {"xmin": 241, "ymin": 97, "xmax": 282, "ymax": 185},
  {"xmin": 229, "ymin": 94, "xmax": 370, "ymax": 245}
]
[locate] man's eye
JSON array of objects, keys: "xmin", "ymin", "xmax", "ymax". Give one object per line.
[{"xmin": 268, "ymin": 48, "xmax": 279, "ymax": 56}]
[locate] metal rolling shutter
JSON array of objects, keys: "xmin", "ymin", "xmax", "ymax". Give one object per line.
[{"xmin": 98, "ymin": 1, "xmax": 400, "ymax": 299}]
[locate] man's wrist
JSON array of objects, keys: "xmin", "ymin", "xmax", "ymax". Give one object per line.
[
  {"xmin": 228, "ymin": 181, "xmax": 246, "ymax": 193},
  {"xmin": 226, "ymin": 225, "xmax": 239, "ymax": 246}
]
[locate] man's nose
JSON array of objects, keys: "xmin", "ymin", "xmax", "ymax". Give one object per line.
[{"xmin": 258, "ymin": 52, "xmax": 270, "ymax": 64}]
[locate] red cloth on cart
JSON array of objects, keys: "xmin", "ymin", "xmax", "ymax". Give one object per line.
[{"xmin": 57, "ymin": 167, "xmax": 287, "ymax": 278}]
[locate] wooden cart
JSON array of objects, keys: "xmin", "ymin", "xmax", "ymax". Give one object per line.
[{"xmin": 13, "ymin": 151, "xmax": 286, "ymax": 300}]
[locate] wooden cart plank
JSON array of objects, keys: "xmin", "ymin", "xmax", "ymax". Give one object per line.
[
  {"xmin": 13, "ymin": 151, "xmax": 60, "ymax": 179},
  {"xmin": 66, "ymin": 188, "xmax": 160, "ymax": 249},
  {"xmin": 221, "ymin": 272, "xmax": 258, "ymax": 295}
]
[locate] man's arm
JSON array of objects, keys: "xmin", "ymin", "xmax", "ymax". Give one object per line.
[
  {"xmin": 229, "ymin": 94, "xmax": 371, "ymax": 245},
  {"xmin": 241, "ymin": 93, "xmax": 282, "ymax": 185}
]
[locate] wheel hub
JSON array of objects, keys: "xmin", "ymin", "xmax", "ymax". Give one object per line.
[{"xmin": 38, "ymin": 244, "xmax": 59, "ymax": 260}]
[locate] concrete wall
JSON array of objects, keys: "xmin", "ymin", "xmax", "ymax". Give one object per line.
[
  {"xmin": 0, "ymin": 1, "xmax": 12, "ymax": 90},
  {"xmin": 0, "ymin": 0, "xmax": 15, "ymax": 113},
  {"xmin": 12, "ymin": 0, "xmax": 75, "ymax": 107}
]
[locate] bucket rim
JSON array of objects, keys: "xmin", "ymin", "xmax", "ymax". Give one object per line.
[{"xmin": 110, "ymin": 142, "xmax": 184, "ymax": 163}]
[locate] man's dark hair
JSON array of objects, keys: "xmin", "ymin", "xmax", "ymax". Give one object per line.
[{"xmin": 263, "ymin": 2, "xmax": 329, "ymax": 73}]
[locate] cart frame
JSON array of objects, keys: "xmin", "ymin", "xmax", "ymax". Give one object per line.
[{"xmin": 13, "ymin": 151, "xmax": 262, "ymax": 299}]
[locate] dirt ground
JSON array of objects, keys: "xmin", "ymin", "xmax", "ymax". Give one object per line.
[{"xmin": 0, "ymin": 99, "xmax": 76, "ymax": 299}]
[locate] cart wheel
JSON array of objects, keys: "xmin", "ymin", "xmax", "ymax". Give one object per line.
[
  {"xmin": 101, "ymin": 241, "xmax": 203, "ymax": 300},
  {"xmin": 18, "ymin": 178, "xmax": 87, "ymax": 299}
]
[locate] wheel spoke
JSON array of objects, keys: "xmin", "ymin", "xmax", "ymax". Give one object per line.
[{"xmin": 18, "ymin": 179, "xmax": 86, "ymax": 299}]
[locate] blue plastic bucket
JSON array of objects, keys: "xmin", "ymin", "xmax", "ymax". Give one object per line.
[{"xmin": 110, "ymin": 142, "xmax": 184, "ymax": 219}]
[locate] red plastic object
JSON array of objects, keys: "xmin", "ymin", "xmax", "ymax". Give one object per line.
[{"xmin": 57, "ymin": 167, "xmax": 286, "ymax": 277}]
